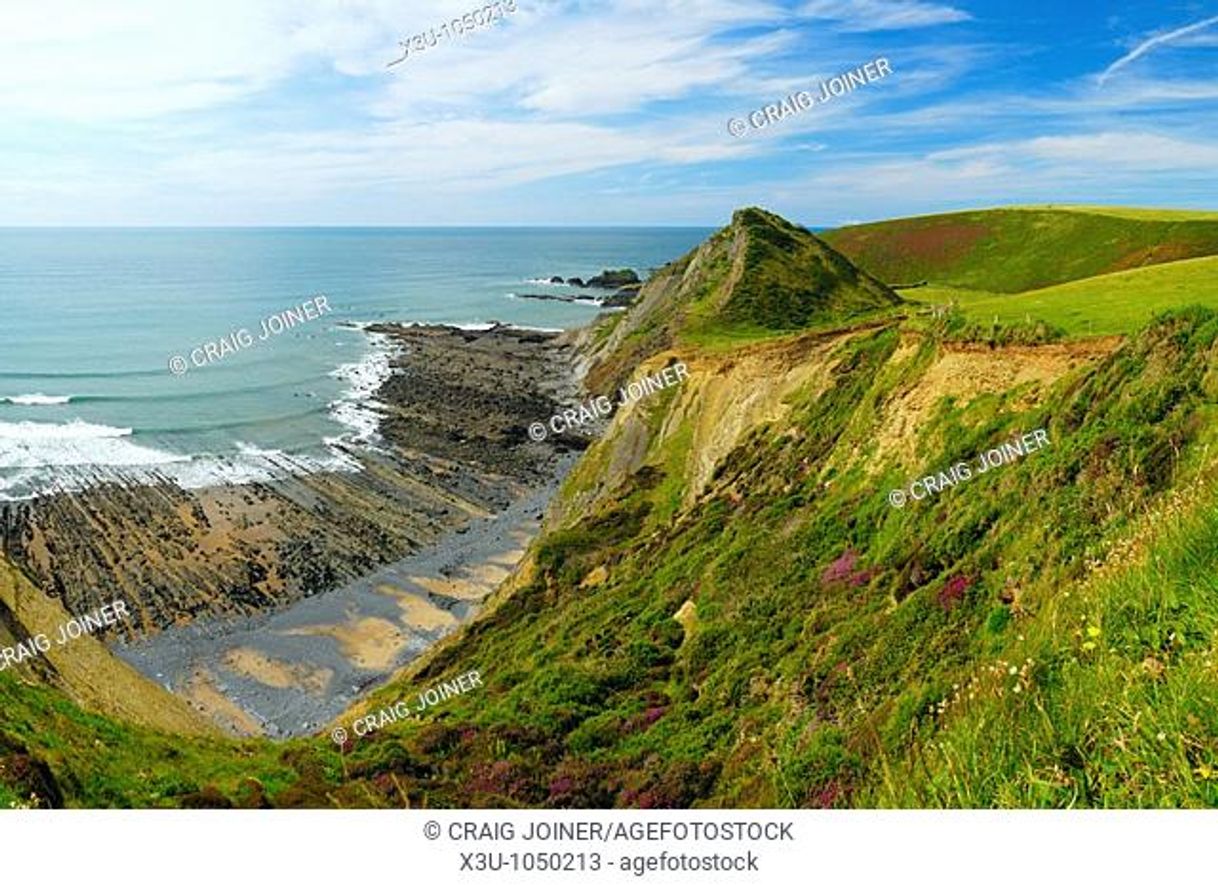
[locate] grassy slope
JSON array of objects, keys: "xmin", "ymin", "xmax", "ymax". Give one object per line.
[
  {"xmin": 0, "ymin": 559, "xmax": 217, "ymax": 737},
  {"xmin": 302, "ymin": 307, "xmax": 1217, "ymax": 808},
  {"xmin": 880, "ymin": 479, "xmax": 1218, "ymax": 807},
  {"xmin": 823, "ymin": 206, "xmax": 1218, "ymax": 293},
  {"xmin": 905, "ymin": 256, "xmax": 1218, "ymax": 338},
  {"xmin": 0, "ymin": 671, "xmax": 308, "ymax": 809},
  {"xmin": 1004, "ymin": 205, "xmax": 1218, "ymax": 221}
]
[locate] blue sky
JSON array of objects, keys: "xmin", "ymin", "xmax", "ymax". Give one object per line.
[{"xmin": 2, "ymin": 0, "xmax": 1217, "ymax": 226}]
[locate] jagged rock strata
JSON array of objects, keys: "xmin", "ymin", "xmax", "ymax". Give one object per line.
[{"xmin": 0, "ymin": 324, "xmax": 582, "ymax": 638}]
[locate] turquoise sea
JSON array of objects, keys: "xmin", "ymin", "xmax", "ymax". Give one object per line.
[{"xmin": 0, "ymin": 228, "xmax": 710, "ymax": 500}]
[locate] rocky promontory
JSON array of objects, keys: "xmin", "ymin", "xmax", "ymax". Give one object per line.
[{"xmin": 519, "ymin": 268, "xmax": 645, "ymax": 307}]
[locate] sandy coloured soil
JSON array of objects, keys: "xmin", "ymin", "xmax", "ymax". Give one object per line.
[
  {"xmin": 406, "ymin": 575, "xmax": 496, "ymax": 602},
  {"xmin": 180, "ymin": 669, "xmax": 263, "ymax": 737},
  {"xmin": 869, "ymin": 335, "xmax": 1123, "ymax": 470}
]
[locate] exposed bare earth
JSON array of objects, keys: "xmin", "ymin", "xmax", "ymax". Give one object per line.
[{"xmin": 870, "ymin": 335, "xmax": 1123, "ymax": 470}]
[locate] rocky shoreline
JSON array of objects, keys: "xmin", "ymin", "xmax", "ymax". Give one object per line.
[
  {"xmin": 520, "ymin": 268, "xmax": 644, "ymax": 308},
  {"xmin": 0, "ymin": 323, "xmax": 587, "ymax": 733}
]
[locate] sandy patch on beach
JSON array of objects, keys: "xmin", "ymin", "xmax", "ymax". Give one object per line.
[
  {"xmin": 181, "ymin": 668, "xmax": 263, "ymax": 736},
  {"xmin": 407, "ymin": 574, "xmax": 490, "ymax": 602},
  {"xmin": 282, "ymin": 617, "xmax": 407, "ymax": 670},
  {"xmin": 374, "ymin": 583, "xmax": 458, "ymax": 630},
  {"xmin": 222, "ymin": 647, "xmax": 333, "ymax": 695}
]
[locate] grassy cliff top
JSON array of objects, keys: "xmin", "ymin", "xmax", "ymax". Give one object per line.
[
  {"xmin": 909, "ymin": 254, "xmax": 1218, "ymax": 339},
  {"xmin": 1003, "ymin": 204, "xmax": 1218, "ymax": 221}
]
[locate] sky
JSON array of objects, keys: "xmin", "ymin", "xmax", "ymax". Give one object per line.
[{"xmin": 2, "ymin": 0, "xmax": 1217, "ymax": 226}]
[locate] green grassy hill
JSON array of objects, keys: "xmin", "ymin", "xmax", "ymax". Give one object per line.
[
  {"xmin": 7, "ymin": 207, "xmax": 1218, "ymax": 809},
  {"xmin": 332, "ymin": 307, "xmax": 1218, "ymax": 808},
  {"xmin": 823, "ymin": 206, "xmax": 1218, "ymax": 293},
  {"xmin": 586, "ymin": 207, "xmax": 901, "ymax": 390}
]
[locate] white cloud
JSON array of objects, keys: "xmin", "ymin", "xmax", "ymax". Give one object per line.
[
  {"xmin": 797, "ymin": 131, "xmax": 1218, "ymax": 214},
  {"xmin": 0, "ymin": 0, "xmax": 787, "ymax": 222},
  {"xmin": 1098, "ymin": 14, "xmax": 1218, "ymax": 85},
  {"xmin": 799, "ymin": 0, "xmax": 969, "ymax": 31},
  {"xmin": 1, "ymin": 0, "xmax": 1214, "ymax": 226},
  {"xmin": 1019, "ymin": 132, "xmax": 1218, "ymax": 170},
  {"xmin": 0, "ymin": 0, "xmax": 790, "ymax": 122},
  {"xmin": 1175, "ymin": 31, "xmax": 1218, "ymax": 48},
  {"xmin": 0, "ymin": 0, "xmax": 391, "ymax": 120},
  {"xmin": 370, "ymin": 1, "xmax": 786, "ymax": 119}
]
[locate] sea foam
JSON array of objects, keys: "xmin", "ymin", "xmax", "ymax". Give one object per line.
[
  {"xmin": 3, "ymin": 394, "xmax": 73, "ymax": 405},
  {"xmin": 0, "ymin": 422, "xmax": 361, "ymax": 501},
  {"xmin": 326, "ymin": 330, "xmax": 397, "ymax": 447},
  {"xmin": 0, "ymin": 420, "xmax": 185, "ymax": 469}
]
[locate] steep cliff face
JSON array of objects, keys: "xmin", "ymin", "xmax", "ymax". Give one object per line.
[
  {"xmin": 340, "ymin": 216, "xmax": 1218, "ymax": 808},
  {"xmin": 364, "ymin": 304, "xmax": 1216, "ymax": 809}
]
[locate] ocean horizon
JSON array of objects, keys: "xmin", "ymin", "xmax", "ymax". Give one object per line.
[{"xmin": 0, "ymin": 227, "xmax": 712, "ymax": 501}]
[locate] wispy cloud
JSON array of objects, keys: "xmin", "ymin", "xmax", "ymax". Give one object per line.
[
  {"xmin": 741, "ymin": 129, "xmax": 1218, "ymax": 226},
  {"xmin": 799, "ymin": 0, "xmax": 969, "ymax": 32},
  {"xmin": 2, "ymin": 1, "xmax": 1217, "ymax": 225},
  {"xmin": 1098, "ymin": 14, "xmax": 1218, "ymax": 86}
]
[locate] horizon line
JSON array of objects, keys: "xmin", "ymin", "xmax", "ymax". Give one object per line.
[{"xmin": 0, "ymin": 222, "xmax": 729, "ymax": 230}]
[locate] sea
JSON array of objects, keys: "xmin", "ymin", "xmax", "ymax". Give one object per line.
[{"xmin": 0, "ymin": 227, "xmax": 711, "ymax": 501}]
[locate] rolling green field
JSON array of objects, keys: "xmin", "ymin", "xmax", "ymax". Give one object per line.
[
  {"xmin": 1003, "ymin": 205, "xmax": 1218, "ymax": 222},
  {"xmin": 906, "ymin": 255, "xmax": 1218, "ymax": 338},
  {"xmin": 824, "ymin": 206, "xmax": 1218, "ymax": 293}
]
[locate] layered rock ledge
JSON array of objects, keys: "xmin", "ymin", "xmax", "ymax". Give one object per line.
[{"xmin": 0, "ymin": 324, "xmax": 583, "ymax": 639}]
